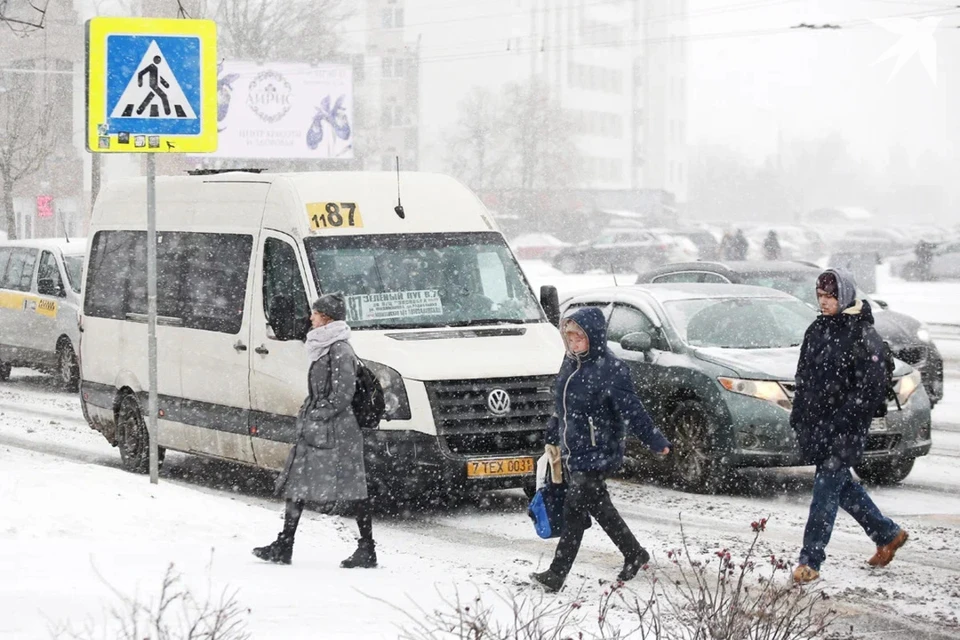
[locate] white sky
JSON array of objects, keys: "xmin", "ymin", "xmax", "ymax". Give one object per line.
[
  {"xmin": 406, "ymin": 0, "xmax": 957, "ymax": 170},
  {"xmin": 684, "ymin": 0, "xmax": 954, "ymax": 166}
]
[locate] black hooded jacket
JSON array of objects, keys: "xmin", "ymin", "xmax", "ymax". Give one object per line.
[
  {"xmin": 790, "ymin": 270, "xmax": 887, "ymax": 466},
  {"xmin": 546, "ymin": 307, "xmax": 670, "ymax": 474}
]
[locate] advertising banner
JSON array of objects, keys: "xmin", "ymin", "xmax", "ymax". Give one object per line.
[{"xmin": 214, "ymin": 61, "xmax": 354, "ymax": 159}]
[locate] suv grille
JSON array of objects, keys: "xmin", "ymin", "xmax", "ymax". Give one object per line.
[{"xmin": 425, "ymin": 376, "xmax": 555, "ymax": 456}]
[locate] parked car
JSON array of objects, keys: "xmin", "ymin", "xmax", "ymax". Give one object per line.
[
  {"xmin": 637, "ymin": 261, "xmax": 944, "ymax": 405},
  {"xmin": 561, "ymin": 284, "xmax": 932, "ymax": 490},
  {"xmin": 657, "ymin": 228, "xmax": 721, "ymax": 261},
  {"xmin": 0, "ymin": 238, "xmax": 85, "ymax": 390},
  {"xmin": 830, "ymin": 227, "xmax": 914, "ymax": 260},
  {"xmin": 509, "ymin": 232, "xmax": 570, "ymax": 261},
  {"xmin": 552, "ymin": 227, "xmax": 672, "ymax": 274},
  {"xmin": 894, "ymin": 240, "xmax": 960, "ymax": 281}
]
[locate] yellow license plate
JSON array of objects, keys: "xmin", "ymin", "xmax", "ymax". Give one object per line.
[{"xmin": 466, "ymin": 457, "xmax": 535, "ymax": 478}]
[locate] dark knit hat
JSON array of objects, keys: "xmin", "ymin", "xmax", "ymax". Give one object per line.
[
  {"xmin": 816, "ymin": 271, "xmax": 838, "ymax": 298},
  {"xmin": 312, "ymin": 292, "xmax": 346, "ymax": 321}
]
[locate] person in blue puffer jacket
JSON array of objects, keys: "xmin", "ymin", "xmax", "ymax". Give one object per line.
[{"xmin": 531, "ymin": 307, "xmax": 671, "ymax": 593}]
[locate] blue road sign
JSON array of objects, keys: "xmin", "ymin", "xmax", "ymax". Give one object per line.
[{"xmin": 105, "ymin": 34, "xmax": 202, "ymax": 136}]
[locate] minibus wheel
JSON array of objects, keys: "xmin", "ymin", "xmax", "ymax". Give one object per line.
[
  {"xmin": 116, "ymin": 394, "xmax": 165, "ymax": 473},
  {"xmin": 57, "ymin": 342, "xmax": 80, "ymax": 392}
]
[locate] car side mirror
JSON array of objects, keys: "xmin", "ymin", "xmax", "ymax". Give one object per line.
[
  {"xmin": 540, "ymin": 285, "xmax": 560, "ymax": 327},
  {"xmin": 621, "ymin": 331, "xmax": 653, "ymax": 352},
  {"xmin": 268, "ymin": 294, "xmax": 308, "ymax": 341},
  {"xmin": 874, "ymin": 299, "xmax": 889, "ymax": 310},
  {"xmin": 38, "ymin": 278, "xmax": 64, "ymax": 297}
]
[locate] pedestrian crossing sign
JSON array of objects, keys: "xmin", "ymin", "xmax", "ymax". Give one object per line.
[{"xmin": 85, "ymin": 17, "xmax": 217, "ymax": 153}]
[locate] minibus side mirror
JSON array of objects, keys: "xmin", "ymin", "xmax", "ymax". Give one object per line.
[
  {"xmin": 268, "ymin": 294, "xmax": 303, "ymax": 341},
  {"xmin": 540, "ymin": 285, "xmax": 560, "ymax": 327},
  {"xmin": 38, "ymin": 278, "xmax": 64, "ymax": 297}
]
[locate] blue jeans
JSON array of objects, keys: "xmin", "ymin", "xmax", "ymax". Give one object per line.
[{"xmin": 799, "ymin": 458, "xmax": 900, "ymax": 571}]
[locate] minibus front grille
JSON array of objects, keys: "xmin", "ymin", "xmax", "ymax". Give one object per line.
[
  {"xmin": 442, "ymin": 430, "xmax": 545, "ymax": 457},
  {"xmin": 425, "ymin": 375, "xmax": 555, "ymax": 438}
]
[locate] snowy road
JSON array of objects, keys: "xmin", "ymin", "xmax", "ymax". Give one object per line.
[{"xmin": 2, "ymin": 368, "xmax": 960, "ymax": 638}]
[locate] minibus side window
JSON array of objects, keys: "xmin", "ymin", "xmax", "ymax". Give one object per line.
[
  {"xmin": 262, "ymin": 238, "xmax": 309, "ymax": 341},
  {"xmin": 37, "ymin": 251, "xmax": 65, "ymax": 297},
  {"xmin": 0, "ymin": 248, "xmax": 10, "ymax": 286},
  {"xmin": 85, "ymin": 231, "xmax": 141, "ymax": 320},
  {"xmin": 175, "ymin": 233, "xmax": 252, "ymax": 334},
  {"xmin": 1, "ymin": 249, "xmax": 36, "ymax": 292}
]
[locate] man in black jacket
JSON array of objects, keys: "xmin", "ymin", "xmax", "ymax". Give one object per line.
[
  {"xmin": 790, "ymin": 270, "xmax": 908, "ymax": 583},
  {"xmin": 531, "ymin": 307, "xmax": 671, "ymax": 592}
]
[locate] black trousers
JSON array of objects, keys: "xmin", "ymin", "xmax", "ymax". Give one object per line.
[
  {"xmin": 282, "ymin": 499, "xmax": 373, "ymax": 542},
  {"xmin": 549, "ymin": 471, "xmax": 642, "ymax": 578}
]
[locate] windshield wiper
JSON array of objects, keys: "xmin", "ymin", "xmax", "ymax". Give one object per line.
[{"xmin": 446, "ymin": 318, "xmax": 529, "ymax": 327}]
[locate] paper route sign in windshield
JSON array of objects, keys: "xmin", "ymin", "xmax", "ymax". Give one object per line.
[{"xmin": 346, "ymin": 290, "xmax": 444, "ymax": 322}]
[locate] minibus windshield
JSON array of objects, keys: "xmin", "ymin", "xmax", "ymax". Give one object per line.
[
  {"xmin": 304, "ymin": 232, "xmax": 545, "ymax": 329},
  {"xmin": 63, "ymin": 255, "xmax": 84, "ymax": 293}
]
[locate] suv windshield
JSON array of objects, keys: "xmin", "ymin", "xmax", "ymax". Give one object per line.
[
  {"xmin": 304, "ymin": 232, "xmax": 544, "ymax": 329},
  {"xmin": 664, "ymin": 297, "xmax": 816, "ymax": 349},
  {"xmin": 63, "ymin": 255, "xmax": 84, "ymax": 293}
]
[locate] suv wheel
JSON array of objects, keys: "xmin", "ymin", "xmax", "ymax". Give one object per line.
[
  {"xmin": 855, "ymin": 457, "xmax": 915, "ymax": 485},
  {"xmin": 0, "ymin": 362, "xmax": 10, "ymax": 381},
  {"xmin": 669, "ymin": 400, "xmax": 725, "ymax": 493}
]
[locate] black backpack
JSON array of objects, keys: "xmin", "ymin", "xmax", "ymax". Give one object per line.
[
  {"xmin": 877, "ymin": 340, "xmax": 900, "ymax": 417},
  {"xmin": 859, "ymin": 330, "xmax": 899, "ymax": 417},
  {"xmin": 352, "ymin": 360, "xmax": 386, "ymax": 429}
]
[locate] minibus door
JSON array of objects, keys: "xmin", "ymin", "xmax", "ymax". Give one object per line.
[{"xmin": 249, "ymin": 232, "xmax": 312, "ymax": 471}]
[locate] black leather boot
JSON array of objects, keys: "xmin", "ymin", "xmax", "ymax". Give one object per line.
[
  {"xmin": 530, "ymin": 569, "xmax": 565, "ymax": 593},
  {"xmin": 252, "ymin": 532, "xmax": 294, "ymax": 565},
  {"xmin": 340, "ymin": 538, "xmax": 377, "ymax": 568},
  {"xmin": 617, "ymin": 546, "xmax": 650, "ymax": 582}
]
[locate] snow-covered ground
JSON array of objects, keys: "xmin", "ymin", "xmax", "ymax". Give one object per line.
[{"xmin": 2, "ymin": 369, "xmax": 960, "ymax": 638}]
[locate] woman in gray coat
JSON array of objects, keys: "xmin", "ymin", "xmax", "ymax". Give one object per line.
[{"xmin": 253, "ymin": 293, "xmax": 377, "ymax": 568}]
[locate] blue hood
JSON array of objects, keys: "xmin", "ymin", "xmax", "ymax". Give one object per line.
[{"xmin": 564, "ymin": 307, "xmax": 608, "ymax": 362}]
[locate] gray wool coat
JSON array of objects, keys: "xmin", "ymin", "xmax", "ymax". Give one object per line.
[{"xmin": 275, "ymin": 340, "xmax": 368, "ymax": 504}]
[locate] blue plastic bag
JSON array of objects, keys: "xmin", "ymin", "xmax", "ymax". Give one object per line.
[
  {"xmin": 528, "ymin": 479, "xmax": 567, "ymax": 539},
  {"xmin": 527, "ymin": 460, "xmax": 591, "ymax": 539}
]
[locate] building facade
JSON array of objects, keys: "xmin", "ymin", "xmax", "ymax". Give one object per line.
[
  {"xmin": 0, "ymin": 0, "xmax": 84, "ymax": 239},
  {"xmin": 412, "ymin": 0, "xmax": 687, "ymax": 204}
]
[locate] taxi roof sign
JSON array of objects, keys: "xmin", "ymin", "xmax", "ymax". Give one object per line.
[{"xmin": 85, "ymin": 17, "xmax": 217, "ymax": 153}]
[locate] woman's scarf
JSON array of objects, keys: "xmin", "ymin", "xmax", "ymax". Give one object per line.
[{"xmin": 305, "ymin": 321, "xmax": 351, "ymax": 362}]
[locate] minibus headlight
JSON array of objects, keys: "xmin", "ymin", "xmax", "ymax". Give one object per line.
[{"xmin": 364, "ymin": 360, "xmax": 412, "ymax": 421}]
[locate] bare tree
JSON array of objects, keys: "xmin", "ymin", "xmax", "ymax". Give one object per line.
[
  {"xmin": 442, "ymin": 87, "xmax": 510, "ymax": 192},
  {"xmin": 214, "ymin": 0, "xmax": 352, "ymax": 62},
  {"xmin": 500, "ymin": 78, "xmax": 582, "ymax": 191},
  {"xmin": 444, "ymin": 79, "xmax": 584, "ymax": 193},
  {"xmin": 0, "ymin": 0, "xmax": 50, "ymax": 32},
  {"xmin": 0, "ymin": 72, "xmax": 58, "ymax": 239}
]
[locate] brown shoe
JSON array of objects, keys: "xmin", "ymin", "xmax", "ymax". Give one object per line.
[
  {"xmin": 868, "ymin": 530, "xmax": 909, "ymax": 567},
  {"xmin": 793, "ymin": 565, "xmax": 819, "ymax": 584}
]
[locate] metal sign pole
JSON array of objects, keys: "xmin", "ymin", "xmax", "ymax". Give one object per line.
[{"xmin": 146, "ymin": 153, "xmax": 159, "ymax": 484}]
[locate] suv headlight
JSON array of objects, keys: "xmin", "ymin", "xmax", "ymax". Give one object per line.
[
  {"xmin": 916, "ymin": 325, "xmax": 932, "ymax": 343},
  {"xmin": 363, "ymin": 360, "xmax": 412, "ymax": 421},
  {"xmin": 718, "ymin": 377, "xmax": 792, "ymax": 410},
  {"xmin": 895, "ymin": 370, "xmax": 922, "ymax": 406}
]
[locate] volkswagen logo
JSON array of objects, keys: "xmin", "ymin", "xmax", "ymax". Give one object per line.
[{"xmin": 487, "ymin": 388, "xmax": 511, "ymax": 416}]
